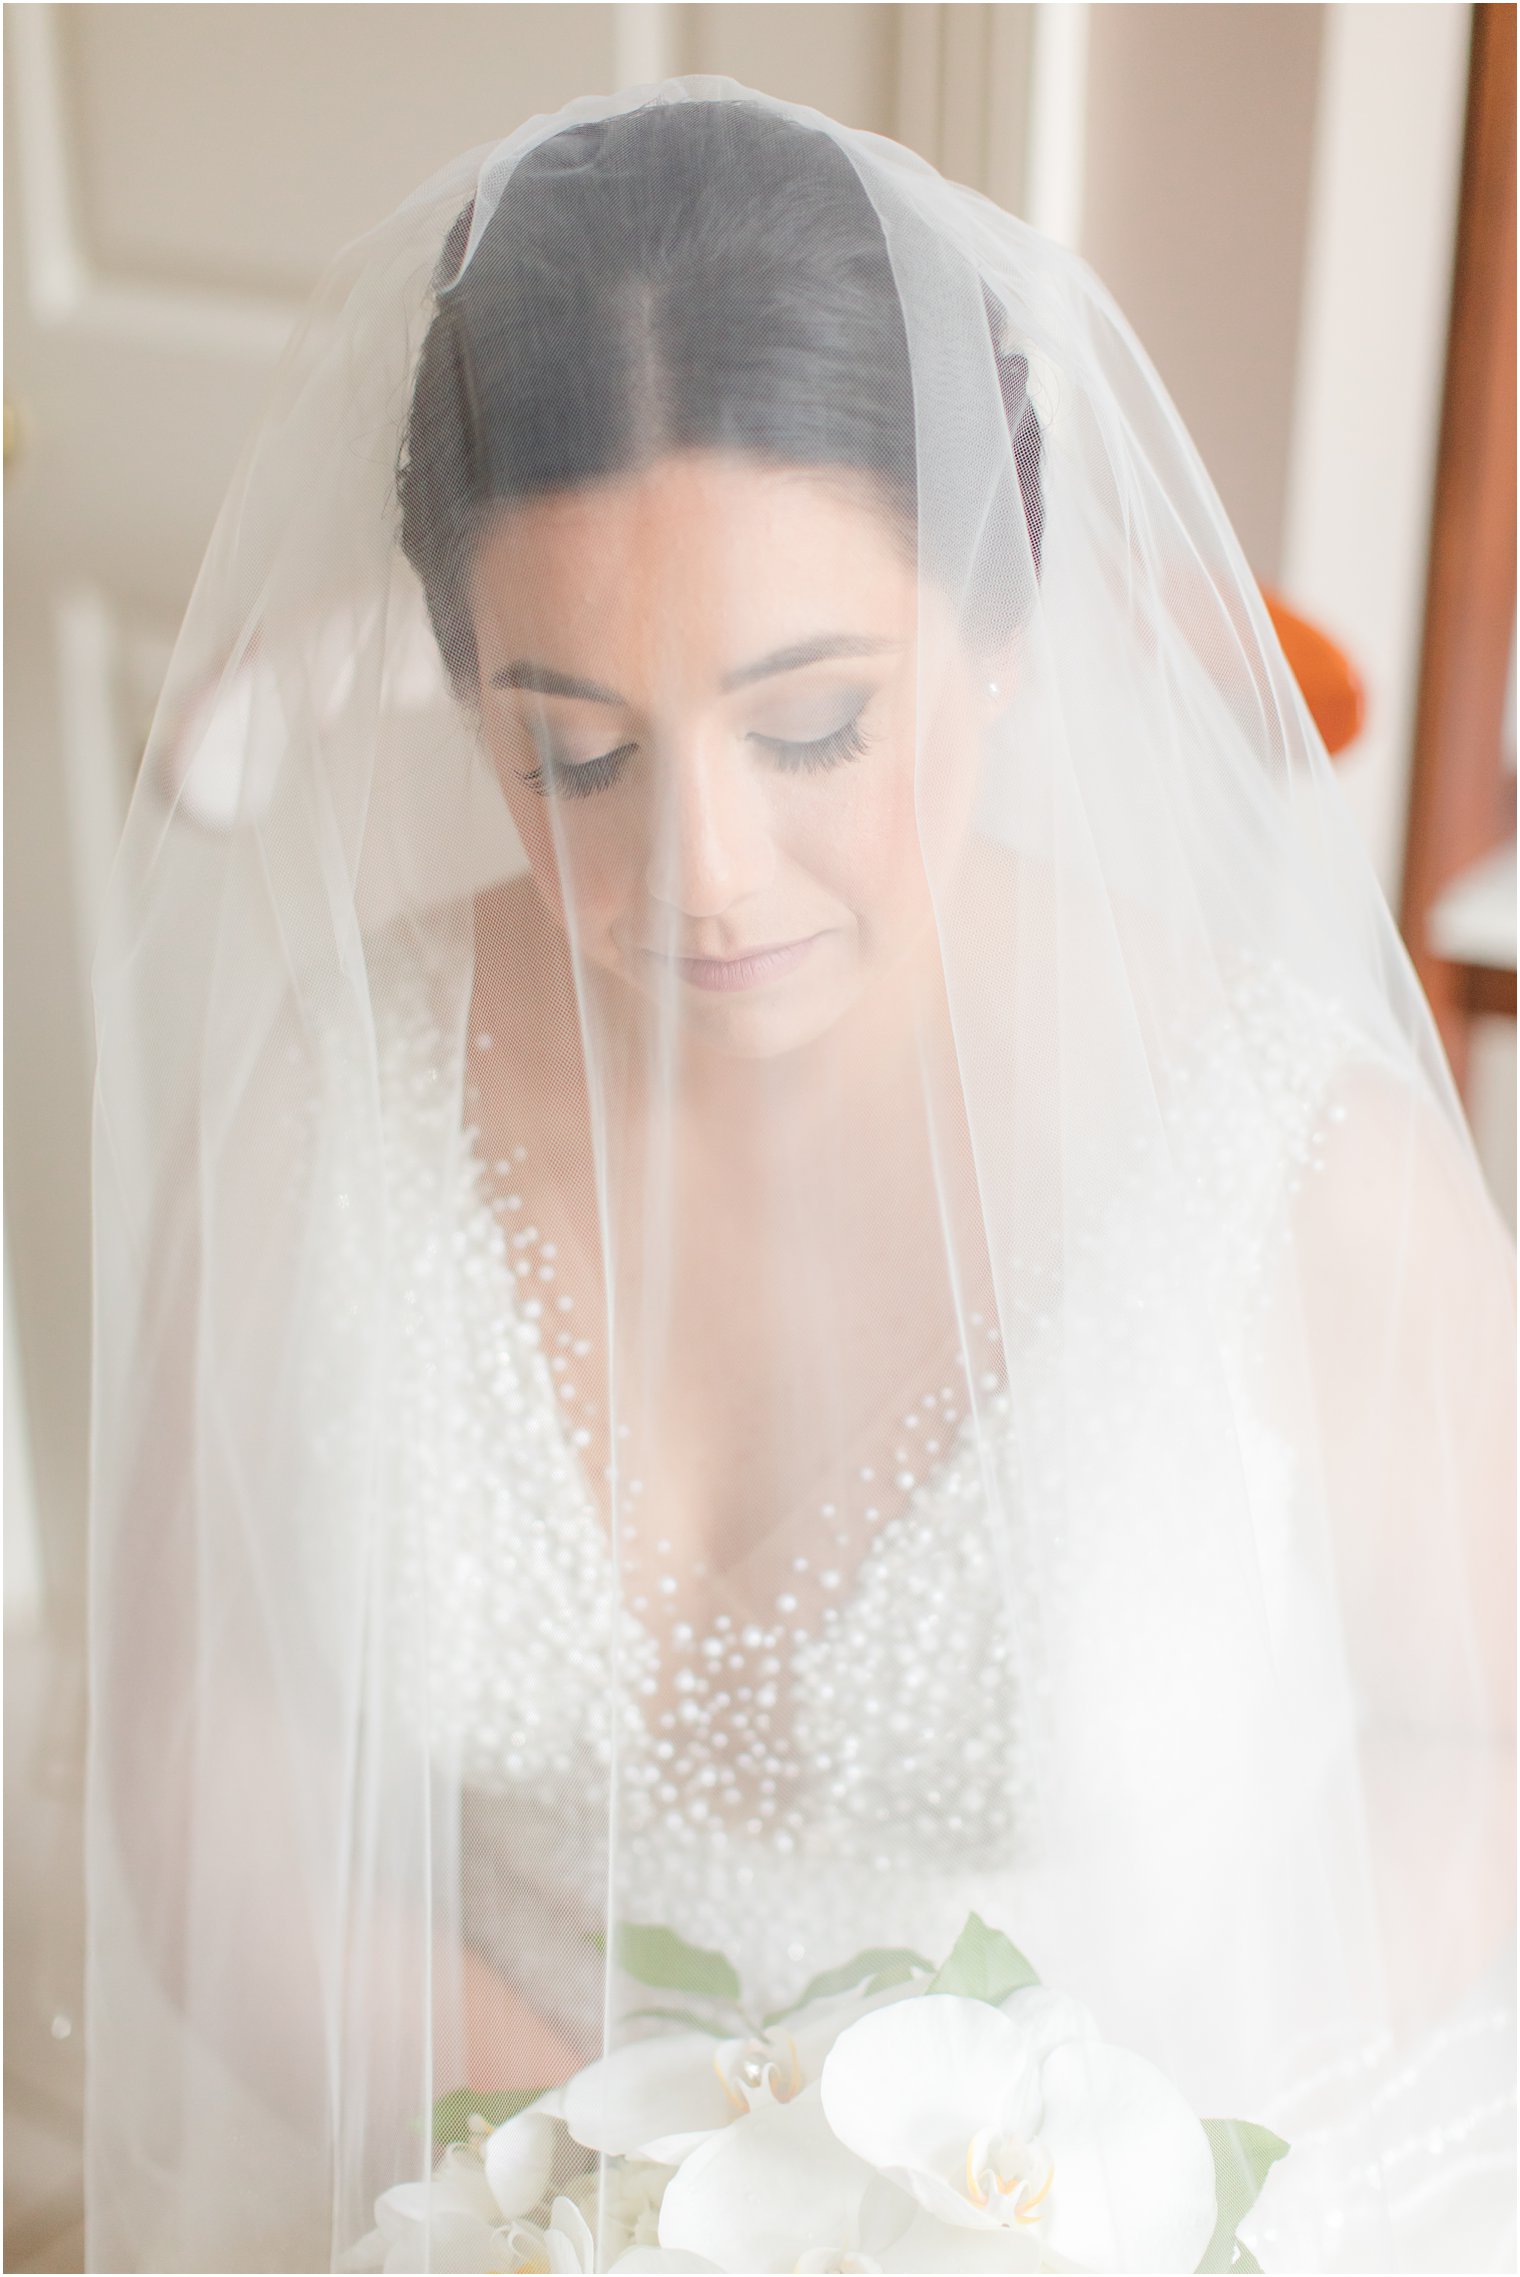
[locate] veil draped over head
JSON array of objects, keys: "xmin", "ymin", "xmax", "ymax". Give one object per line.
[{"xmin": 86, "ymin": 78, "xmax": 1514, "ymax": 2276}]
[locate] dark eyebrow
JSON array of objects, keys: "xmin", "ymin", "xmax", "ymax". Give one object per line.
[
  {"xmin": 489, "ymin": 662, "xmax": 622, "ymax": 703},
  {"xmin": 489, "ymin": 635, "xmax": 899, "ymax": 706}
]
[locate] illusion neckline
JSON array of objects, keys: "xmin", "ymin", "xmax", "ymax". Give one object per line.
[
  {"xmin": 438, "ymin": 938, "xmax": 1301, "ymax": 1643},
  {"xmin": 451, "ymin": 1106, "xmax": 1020, "ymax": 1647}
]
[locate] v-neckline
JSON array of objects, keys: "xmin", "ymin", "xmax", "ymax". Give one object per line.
[{"xmin": 453, "ymin": 1107, "xmax": 1017, "ymax": 1648}]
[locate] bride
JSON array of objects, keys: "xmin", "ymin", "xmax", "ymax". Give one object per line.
[{"xmin": 86, "ymin": 82, "xmax": 1514, "ymax": 2274}]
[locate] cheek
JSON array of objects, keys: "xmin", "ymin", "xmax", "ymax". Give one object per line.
[
  {"xmin": 798, "ymin": 673, "xmax": 984, "ymax": 933},
  {"xmin": 779, "ymin": 718, "xmax": 930, "ymax": 920},
  {"xmin": 502, "ymin": 790, "xmax": 639, "ymax": 943}
]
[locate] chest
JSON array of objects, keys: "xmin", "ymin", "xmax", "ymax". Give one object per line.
[
  {"xmin": 377, "ymin": 938, "xmax": 1343, "ymax": 1793},
  {"xmin": 473, "ymin": 1112, "xmax": 989, "ymax": 1583}
]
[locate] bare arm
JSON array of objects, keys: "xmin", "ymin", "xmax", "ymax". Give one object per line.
[
  {"xmin": 1275, "ymin": 1059, "xmax": 1515, "ymax": 2034},
  {"xmin": 452, "ymin": 1939, "xmax": 587, "ymax": 2091}
]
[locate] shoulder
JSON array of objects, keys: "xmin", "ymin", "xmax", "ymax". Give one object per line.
[
  {"xmin": 1288, "ymin": 1028, "xmax": 1514, "ymax": 1314},
  {"xmin": 358, "ymin": 874, "xmax": 571, "ymax": 1072},
  {"xmin": 356, "ymin": 876, "xmax": 592, "ymax": 1195},
  {"xmin": 954, "ymin": 833, "xmax": 1368, "ymax": 1111}
]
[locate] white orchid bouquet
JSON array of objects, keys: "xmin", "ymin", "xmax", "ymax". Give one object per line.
[{"xmin": 354, "ymin": 1915, "xmax": 1287, "ymax": 2275}]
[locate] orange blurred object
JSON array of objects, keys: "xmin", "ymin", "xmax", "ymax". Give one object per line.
[{"xmin": 1261, "ymin": 584, "xmax": 1366, "ymax": 756}]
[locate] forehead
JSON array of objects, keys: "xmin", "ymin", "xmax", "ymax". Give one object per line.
[{"xmin": 468, "ymin": 452, "xmax": 917, "ymax": 681}]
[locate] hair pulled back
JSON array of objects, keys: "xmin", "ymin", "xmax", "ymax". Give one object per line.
[{"xmin": 398, "ymin": 98, "xmax": 1044, "ymax": 692}]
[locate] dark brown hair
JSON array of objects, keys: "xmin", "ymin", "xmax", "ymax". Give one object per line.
[{"xmin": 398, "ymin": 98, "xmax": 1044, "ymax": 691}]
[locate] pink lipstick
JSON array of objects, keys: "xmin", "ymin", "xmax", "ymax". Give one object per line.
[{"xmin": 641, "ymin": 933, "xmax": 826, "ymax": 992}]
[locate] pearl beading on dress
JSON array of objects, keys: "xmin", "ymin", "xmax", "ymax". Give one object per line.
[{"xmin": 308, "ymin": 935, "xmax": 1376, "ymax": 2048}]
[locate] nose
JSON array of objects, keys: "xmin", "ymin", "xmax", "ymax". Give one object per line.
[{"xmin": 643, "ymin": 735, "xmax": 775, "ymax": 921}]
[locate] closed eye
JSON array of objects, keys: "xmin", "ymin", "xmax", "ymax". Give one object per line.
[
  {"xmin": 518, "ymin": 742, "xmax": 637, "ymax": 799},
  {"xmin": 751, "ymin": 710, "xmax": 872, "ymax": 774},
  {"xmin": 516, "ymin": 706, "xmax": 873, "ymax": 800}
]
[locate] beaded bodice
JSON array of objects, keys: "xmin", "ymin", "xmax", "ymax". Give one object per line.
[{"xmin": 355, "ymin": 938, "xmax": 1367, "ymax": 2048}]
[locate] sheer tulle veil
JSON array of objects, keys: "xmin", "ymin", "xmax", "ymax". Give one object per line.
[{"xmin": 85, "ymin": 75, "xmax": 1515, "ymax": 2274}]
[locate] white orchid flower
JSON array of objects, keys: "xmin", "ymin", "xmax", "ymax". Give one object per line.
[
  {"xmin": 372, "ymin": 2148, "xmax": 516, "ymax": 2272},
  {"xmin": 500, "ymin": 2192, "xmax": 718, "ymax": 2276},
  {"xmin": 657, "ymin": 2082, "xmax": 914, "ymax": 2273},
  {"xmin": 562, "ymin": 2027, "xmax": 741, "ymax": 2164},
  {"xmin": 500, "ymin": 2192, "xmax": 596, "ymax": 2274},
  {"xmin": 566, "ymin": 2157, "xmax": 675, "ymax": 2257},
  {"xmin": 872, "ymin": 2206, "xmax": 1044, "ymax": 2272},
  {"xmin": 484, "ymin": 2098, "xmax": 568, "ymax": 2221},
  {"xmin": 819, "ymin": 1990, "xmax": 1217, "ymax": 2273},
  {"xmin": 364, "ymin": 2090, "xmax": 570, "ymax": 2273},
  {"xmin": 564, "ymin": 1981, "xmax": 919, "ymax": 2167}
]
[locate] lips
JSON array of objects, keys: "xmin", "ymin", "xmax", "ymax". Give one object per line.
[{"xmin": 636, "ymin": 933, "xmax": 826, "ymax": 992}]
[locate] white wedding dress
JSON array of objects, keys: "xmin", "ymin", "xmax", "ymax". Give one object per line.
[
  {"xmin": 293, "ymin": 920, "xmax": 1514, "ymax": 2267},
  {"xmin": 82, "ymin": 76, "xmax": 1515, "ymax": 2273},
  {"xmin": 310, "ymin": 927, "xmax": 1363, "ymax": 2035}
]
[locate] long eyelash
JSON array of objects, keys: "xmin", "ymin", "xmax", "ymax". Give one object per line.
[
  {"xmin": 760, "ymin": 715, "xmax": 872, "ymax": 774},
  {"xmin": 518, "ymin": 744, "xmax": 637, "ymax": 800},
  {"xmin": 518, "ymin": 714, "xmax": 871, "ymax": 800}
]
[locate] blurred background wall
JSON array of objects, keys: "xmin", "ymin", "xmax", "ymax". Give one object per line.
[{"xmin": 4, "ymin": 9, "xmax": 1514, "ymax": 2270}]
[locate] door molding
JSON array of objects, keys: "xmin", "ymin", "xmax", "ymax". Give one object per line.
[
  {"xmin": 9, "ymin": 4, "xmax": 307, "ymax": 357},
  {"xmin": 895, "ymin": 2, "xmax": 1086, "ymax": 233}
]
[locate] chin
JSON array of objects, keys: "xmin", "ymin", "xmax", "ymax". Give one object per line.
[{"xmin": 686, "ymin": 992, "xmax": 860, "ymax": 1060}]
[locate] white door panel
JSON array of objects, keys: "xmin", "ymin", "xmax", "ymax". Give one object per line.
[
  {"xmin": 4, "ymin": 1, "xmax": 626, "ymax": 1626},
  {"xmin": 8, "ymin": 0, "xmax": 1037, "ymax": 1626}
]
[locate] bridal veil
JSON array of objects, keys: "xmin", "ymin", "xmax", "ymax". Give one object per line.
[{"xmin": 85, "ymin": 77, "xmax": 1514, "ymax": 2274}]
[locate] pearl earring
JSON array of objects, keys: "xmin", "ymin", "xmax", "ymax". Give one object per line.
[{"xmin": 987, "ymin": 678, "xmax": 1002, "ymax": 700}]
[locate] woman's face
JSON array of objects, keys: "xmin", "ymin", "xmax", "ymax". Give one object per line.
[{"xmin": 469, "ymin": 451, "xmax": 998, "ymax": 1060}]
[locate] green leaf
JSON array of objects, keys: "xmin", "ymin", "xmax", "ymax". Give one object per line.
[
  {"xmin": 431, "ymin": 2086, "xmax": 547, "ymax": 2149},
  {"xmin": 864, "ymin": 1957, "xmax": 924, "ymax": 1996},
  {"xmin": 1195, "ymin": 2120, "xmax": 1290, "ymax": 2274},
  {"xmin": 610, "ymin": 1921, "xmax": 742, "ymax": 2002},
  {"xmin": 621, "ymin": 2005, "xmax": 732, "ymax": 2037},
  {"xmin": 927, "ymin": 1912, "xmax": 1040, "ymax": 2004},
  {"xmin": 762, "ymin": 1946, "xmax": 934, "ymax": 2028}
]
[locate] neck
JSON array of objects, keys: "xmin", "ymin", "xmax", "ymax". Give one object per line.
[{"xmin": 595, "ymin": 924, "xmax": 951, "ymax": 1180}]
